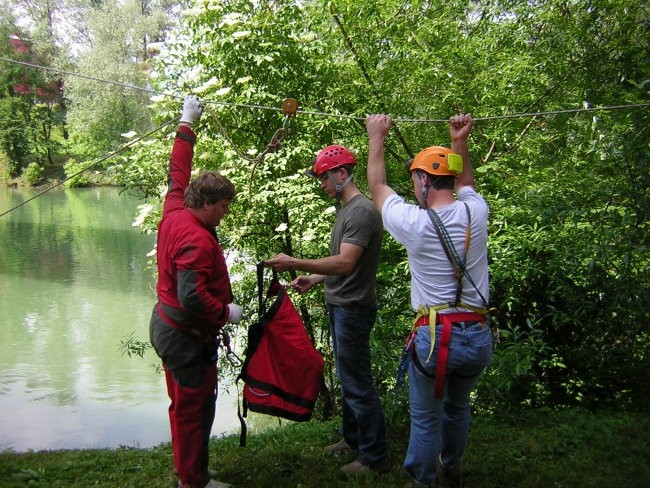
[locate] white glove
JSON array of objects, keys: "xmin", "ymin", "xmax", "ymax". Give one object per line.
[
  {"xmin": 179, "ymin": 95, "xmax": 203, "ymax": 124},
  {"xmin": 227, "ymin": 303, "xmax": 243, "ymax": 324}
]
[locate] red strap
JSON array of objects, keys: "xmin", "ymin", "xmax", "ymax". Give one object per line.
[
  {"xmin": 415, "ymin": 315, "xmax": 432, "ymax": 327},
  {"xmin": 434, "ymin": 318, "xmax": 453, "ymax": 398},
  {"xmin": 415, "ymin": 311, "xmax": 484, "ymax": 328},
  {"xmin": 412, "ymin": 311, "xmax": 485, "ymax": 398},
  {"xmin": 432, "ymin": 312, "xmax": 484, "ymax": 398}
]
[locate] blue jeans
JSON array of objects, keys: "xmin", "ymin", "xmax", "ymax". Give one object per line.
[
  {"xmin": 327, "ymin": 303, "xmax": 387, "ymax": 466},
  {"xmin": 404, "ymin": 323, "xmax": 493, "ymax": 485}
]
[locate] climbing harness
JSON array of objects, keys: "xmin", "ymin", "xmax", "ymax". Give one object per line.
[
  {"xmin": 216, "ymin": 329, "xmax": 242, "ymax": 368},
  {"xmin": 396, "ymin": 203, "xmax": 498, "ymax": 397},
  {"xmin": 428, "ymin": 204, "xmax": 498, "ymax": 328}
]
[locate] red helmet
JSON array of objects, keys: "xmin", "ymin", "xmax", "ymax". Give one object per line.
[{"xmin": 306, "ymin": 145, "xmax": 356, "ymax": 177}]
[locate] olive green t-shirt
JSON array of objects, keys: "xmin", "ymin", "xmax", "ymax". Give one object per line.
[{"xmin": 324, "ymin": 193, "xmax": 382, "ymax": 306}]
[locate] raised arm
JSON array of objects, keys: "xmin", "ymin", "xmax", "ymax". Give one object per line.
[
  {"xmin": 450, "ymin": 113, "xmax": 474, "ymax": 191},
  {"xmin": 162, "ymin": 95, "xmax": 203, "ymax": 216},
  {"xmin": 365, "ymin": 114, "xmax": 396, "ymax": 213}
]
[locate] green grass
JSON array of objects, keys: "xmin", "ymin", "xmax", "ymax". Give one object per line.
[{"xmin": 0, "ymin": 408, "xmax": 648, "ymax": 487}]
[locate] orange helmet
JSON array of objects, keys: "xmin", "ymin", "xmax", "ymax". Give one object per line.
[
  {"xmin": 409, "ymin": 146, "xmax": 463, "ymax": 177},
  {"xmin": 306, "ymin": 145, "xmax": 356, "ymax": 177}
]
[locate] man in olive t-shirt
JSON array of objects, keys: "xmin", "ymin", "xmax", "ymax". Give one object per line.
[{"xmin": 266, "ymin": 144, "xmax": 389, "ymax": 477}]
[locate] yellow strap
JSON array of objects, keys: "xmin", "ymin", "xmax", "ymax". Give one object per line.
[
  {"xmin": 414, "ymin": 305, "xmax": 450, "ymax": 364},
  {"xmin": 458, "ymin": 301, "xmax": 487, "ymax": 314},
  {"xmin": 426, "ymin": 311, "xmax": 436, "ymax": 364}
]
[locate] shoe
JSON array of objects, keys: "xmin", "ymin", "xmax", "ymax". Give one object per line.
[
  {"xmin": 204, "ymin": 481, "xmax": 233, "ymax": 488},
  {"xmin": 340, "ymin": 457, "xmax": 390, "ymax": 477},
  {"xmin": 324, "ymin": 439, "xmax": 357, "ymax": 456},
  {"xmin": 178, "ymin": 480, "xmax": 233, "ymax": 488},
  {"xmin": 341, "ymin": 460, "xmax": 371, "ymax": 477},
  {"xmin": 436, "ymin": 454, "xmax": 462, "ymax": 488}
]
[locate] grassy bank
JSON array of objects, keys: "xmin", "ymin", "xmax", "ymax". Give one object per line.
[{"xmin": 1, "ymin": 408, "xmax": 648, "ymax": 487}]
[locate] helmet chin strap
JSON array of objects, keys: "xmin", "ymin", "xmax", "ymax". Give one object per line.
[
  {"xmin": 420, "ymin": 185, "xmax": 429, "ymax": 209},
  {"xmin": 417, "ymin": 170, "xmax": 429, "ymax": 209},
  {"xmin": 328, "ymin": 171, "xmax": 353, "ymax": 213}
]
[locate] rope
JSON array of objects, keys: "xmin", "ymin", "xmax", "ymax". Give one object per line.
[
  {"xmin": 2, "ymin": 56, "xmax": 648, "ymax": 123},
  {"xmin": 205, "ymin": 110, "xmax": 291, "ymax": 200},
  {"xmin": 0, "ymin": 117, "xmax": 177, "ymax": 218},
  {"xmin": 396, "ymin": 104, "xmax": 650, "ymax": 123},
  {"xmin": 0, "ymin": 57, "xmax": 160, "ymax": 97}
]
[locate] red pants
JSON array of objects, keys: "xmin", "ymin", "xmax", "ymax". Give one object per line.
[{"xmin": 165, "ymin": 363, "xmax": 217, "ymax": 488}]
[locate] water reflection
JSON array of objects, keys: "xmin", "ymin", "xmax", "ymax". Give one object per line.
[{"xmin": 0, "ymin": 187, "xmax": 269, "ymax": 452}]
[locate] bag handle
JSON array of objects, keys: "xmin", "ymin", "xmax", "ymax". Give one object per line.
[{"xmin": 256, "ymin": 262, "xmax": 278, "ymax": 316}]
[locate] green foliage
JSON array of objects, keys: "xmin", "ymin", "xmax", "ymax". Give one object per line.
[
  {"xmin": 63, "ymin": 157, "xmax": 90, "ymax": 187},
  {"xmin": 0, "ymin": 95, "xmax": 32, "ymax": 176},
  {"xmin": 31, "ymin": 100, "xmax": 65, "ymax": 165},
  {"xmin": 0, "ymin": 6, "xmax": 67, "ymax": 177},
  {"xmin": 116, "ymin": 0, "xmax": 650, "ymax": 412},
  {"xmin": 21, "ymin": 161, "xmax": 44, "ymax": 185},
  {"xmin": 119, "ymin": 331, "xmax": 152, "ymax": 359},
  {"xmin": 63, "ymin": 0, "xmax": 171, "ymax": 158},
  {"xmin": 0, "ymin": 151, "xmax": 10, "ymax": 184},
  {"xmin": 0, "ymin": 409, "xmax": 648, "ymax": 487},
  {"xmin": 110, "ymin": 133, "xmax": 171, "ymax": 199}
]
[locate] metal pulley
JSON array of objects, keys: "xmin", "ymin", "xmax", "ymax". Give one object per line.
[{"xmin": 282, "ymin": 98, "xmax": 299, "ymax": 119}]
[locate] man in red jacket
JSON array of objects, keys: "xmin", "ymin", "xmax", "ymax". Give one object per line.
[{"xmin": 149, "ymin": 95, "xmax": 241, "ymax": 488}]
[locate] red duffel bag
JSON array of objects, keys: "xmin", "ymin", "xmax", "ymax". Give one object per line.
[{"xmin": 238, "ymin": 262, "xmax": 324, "ymax": 446}]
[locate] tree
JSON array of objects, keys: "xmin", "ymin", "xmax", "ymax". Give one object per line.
[
  {"xmin": 118, "ymin": 0, "xmax": 649, "ymax": 413},
  {"xmin": 59, "ymin": 0, "xmax": 186, "ymax": 168},
  {"xmin": 8, "ymin": 0, "xmax": 69, "ymax": 163},
  {"xmin": 0, "ymin": 4, "xmax": 58, "ymax": 177}
]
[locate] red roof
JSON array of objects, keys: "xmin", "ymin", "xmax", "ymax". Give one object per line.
[{"xmin": 8, "ymin": 34, "xmax": 62, "ymax": 102}]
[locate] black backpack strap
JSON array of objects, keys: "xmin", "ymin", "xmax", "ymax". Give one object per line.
[
  {"xmin": 257, "ymin": 262, "xmax": 265, "ymax": 315},
  {"xmin": 256, "ymin": 261, "xmax": 278, "ymax": 316},
  {"xmin": 237, "ymin": 381, "xmax": 248, "ymax": 447},
  {"xmin": 239, "ymin": 262, "xmax": 279, "ymax": 447}
]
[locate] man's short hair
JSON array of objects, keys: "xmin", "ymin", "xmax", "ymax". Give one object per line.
[
  {"xmin": 426, "ymin": 174, "xmax": 456, "ymax": 191},
  {"xmin": 339, "ymin": 164, "xmax": 354, "ymax": 177},
  {"xmin": 184, "ymin": 170, "xmax": 236, "ymax": 208}
]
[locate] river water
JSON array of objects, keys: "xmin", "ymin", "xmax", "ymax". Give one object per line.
[{"xmin": 0, "ymin": 187, "xmax": 266, "ymax": 452}]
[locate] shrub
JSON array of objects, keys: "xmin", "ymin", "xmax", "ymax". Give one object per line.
[
  {"xmin": 0, "ymin": 152, "xmax": 10, "ymax": 185},
  {"xmin": 21, "ymin": 162, "xmax": 45, "ymax": 186},
  {"xmin": 64, "ymin": 157, "xmax": 90, "ymax": 187}
]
